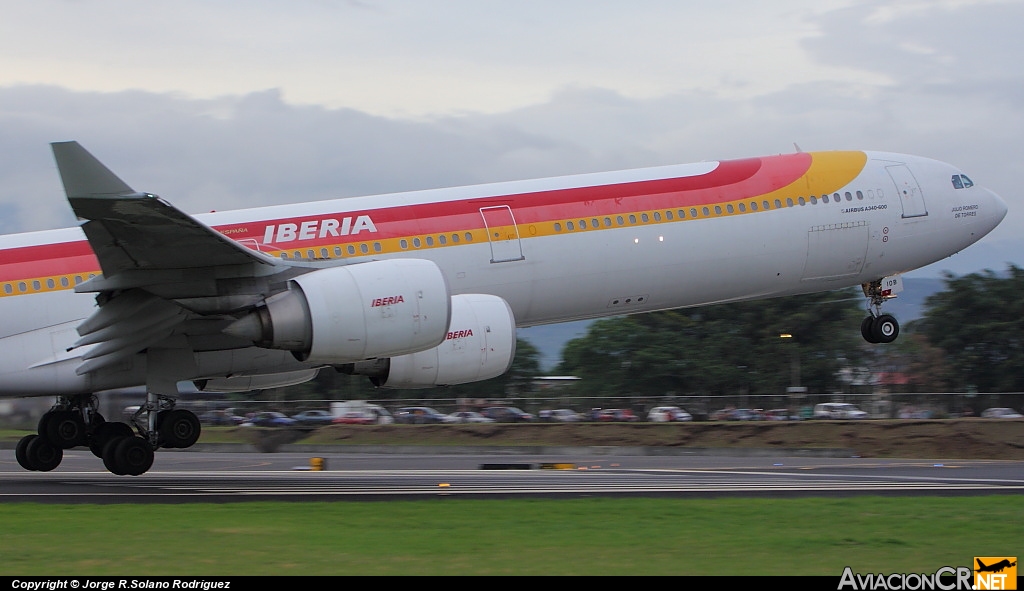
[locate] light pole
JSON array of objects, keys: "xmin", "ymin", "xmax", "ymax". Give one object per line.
[{"xmin": 780, "ymin": 333, "xmax": 805, "ymax": 418}]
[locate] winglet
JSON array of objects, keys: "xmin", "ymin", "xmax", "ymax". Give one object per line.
[{"xmin": 51, "ymin": 141, "xmax": 135, "ymax": 198}]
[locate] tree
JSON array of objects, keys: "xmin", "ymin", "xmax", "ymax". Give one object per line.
[
  {"xmin": 557, "ymin": 289, "xmax": 867, "ymax": 397},
  {"xmin": 917, "ymin": 265, "xmax": 1024, "ymax": 392}
]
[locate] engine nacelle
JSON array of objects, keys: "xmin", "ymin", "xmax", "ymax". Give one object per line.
[
  {"xmin": 341, "ymin": 294, "xmax": 517, "ymax": 388},
  {"xmin": 225, "ymin": 259, "xmax": 451, "ymax": 364}
]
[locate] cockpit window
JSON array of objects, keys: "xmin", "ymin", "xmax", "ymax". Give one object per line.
[{"xmin": 952, "ymin": 174, "xmax": 974, "ymax": 189}]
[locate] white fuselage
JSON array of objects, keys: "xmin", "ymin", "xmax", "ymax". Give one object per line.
[{"xmin": 0, "ymin": 150, "xmax": 1007, "ymax": 397}]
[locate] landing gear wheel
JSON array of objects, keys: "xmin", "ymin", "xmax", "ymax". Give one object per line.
[
  {"xmin": 861, "ymin": 316, "xmax": 877, "ymax": 343},
  {"xmin": 115, "ymin": 436, "xmax": 155, "ymax": 476},
  {"xmin": 102, "ymin": 436, "xmax": 129, "ymax": 475},
  {"xmin": 159, "ymin": 409, "xmax": 201, "ymax": 449},
  {"xmin": 26, "ymin": 434, "xmax": 63, "ymax": 472},
  {"xmin": 90, "ymin": 422, "xmax": 134, "ymax": 458},
  {"xmin": 872, "ymin": 314, "xmax": 900, "ymax": 344},
  {"xmin": 46, "ymin": 410, "xmax": 88, "ymax": 449},
  {"xmin": 16, "ymin": 435, "xmax": 36, "ymax": 470}
]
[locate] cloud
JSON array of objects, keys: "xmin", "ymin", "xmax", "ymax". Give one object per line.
[{"xmin": 0, "ymin": 1, "xmax": 1020, "ymax": 276}]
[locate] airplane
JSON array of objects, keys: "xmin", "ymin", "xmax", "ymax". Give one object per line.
[
  {"xmin": 0, "ymin": 142, "xmax": 1007, "ymax": 475},
  {"xmin": 976, "ymin": 559, "xmax": 1016, "ymax": 573}
]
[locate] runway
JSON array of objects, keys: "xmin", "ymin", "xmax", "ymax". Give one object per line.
[{"xmin": 3, "ymin": 449, "xmax": 1024, "ymax": 502}]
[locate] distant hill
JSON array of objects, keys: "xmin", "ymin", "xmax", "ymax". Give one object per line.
[{"xmin": 519, "ymin": 277, "xmax": 949, "ymax": 371}]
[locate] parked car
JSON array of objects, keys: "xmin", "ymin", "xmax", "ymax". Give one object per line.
[
  {"xmin": 596, "ymin": 408, "xmax": 639, "ymax": 422},
  {"xmin": 333, "ymin": 411, "xmax": 376, "ymax": 425},
  {"xmin": 290, "ymin": 409, "xmax": 335, "ymax": 426},
  {"xmin": 197, "ymin": 409, "xmax": 246, "ymax": 426},
  {"xmin": 481, "ymin": 406, "xmax": 534, "ymax": 423},
  {"xmin": 813, "ymin": 403, "xmax": 869, "ymax": 420},
  {"xmin": 244, "ymin": 411, "xmax": 298, "ymax": 427},
  {"xmin": 710, "ymin": 408, "xmax": 760, "ymax": 421},
  {"xmin": 981, "ymin": 407, "xmax": 1024, "ymax": 419},
  {"xmin": 444, "ymin": 411, "xmax": 495, "ymax": 424},
  {"xmin": 646, "ymin": 406, "xmax": 692, "ymax": 422},
  {"xmin": 544, "ymin": 409, "xmax": 583, "ymax": 422},
  {"xmin": 394, "ymin": 406, "xmax": 448, "ymax": 424},
  {"xmin": 764, "ymin": 408, "xmax": 800, "ymax": 421}
]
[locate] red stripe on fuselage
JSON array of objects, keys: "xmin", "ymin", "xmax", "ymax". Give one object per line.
[{"xmin": 0, "ymin": 153, "xmax": 812, "ymax": 279}]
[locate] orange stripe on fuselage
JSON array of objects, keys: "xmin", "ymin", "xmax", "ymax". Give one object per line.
[{"xmin": 0, "ymin": 151, "xmax": 867, "ymax": 295}]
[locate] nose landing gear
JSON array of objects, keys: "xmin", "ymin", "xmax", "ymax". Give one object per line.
[{"xmin": 861, "ymin": 279, "xmax": 900, "ymax": 344}]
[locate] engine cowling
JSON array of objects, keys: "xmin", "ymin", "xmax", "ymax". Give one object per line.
[
  {"xmin": 225, "ymin": 259, "xmax": 451, "ymax": 364},
  {"xmin": 341, "ymin": 294, "xmax": 517, "ymax": 388}
]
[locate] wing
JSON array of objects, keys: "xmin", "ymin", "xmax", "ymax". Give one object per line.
[{"xmin": 53, "ymin": 142, "xmax": 313, "ymax": 376}]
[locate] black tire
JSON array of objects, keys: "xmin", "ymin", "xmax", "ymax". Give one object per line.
[
  {"xmin": 47, "ymin": 410, "xmax": 87, "ymax": 449},
  {"xmin": 115, "ymin": 436, "xmax": 154, "ymax": 476},
  {"xmin": 26, "ymin": 435, "xmax": 63, "ymax": 472},
  {"xmin": 872, "ymin": 314, "xmax": 900, "ymax": 344},
  {"xmin": 102, "ymin": 436, "xmax": 129, "ymax": 475},
  {"xmin": 16, "ymin": 434, "xmax": 37, "ymax": 471},
  {"xmin": 90, "ymin": 422, "xmax": 134, "ymax": 458},
  {"xmin": 861, "ymin": 316, "xmax": 877, "ymax": 343},
  {"xmin": 159, "ymin": 409, "xmax": 201, "ymax": 449},
  {"xmin": 37, "ymin": 411, "xmax": 56, "ymax": 438}
]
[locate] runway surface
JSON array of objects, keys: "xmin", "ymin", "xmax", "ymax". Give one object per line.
[{"xmin": 3, "ymin": 449, "xmax": 1024, "ymax": 502}]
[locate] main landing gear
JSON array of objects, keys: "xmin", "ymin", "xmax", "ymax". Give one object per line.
[
  {"xmin": 14, "ymin": 393, "xmax": 201, "ymax": 476},
  {"xmin": 861, "ymin": 279, "xmax": 900, "ymax": 344}
]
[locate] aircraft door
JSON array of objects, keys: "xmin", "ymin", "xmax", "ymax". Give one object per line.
[
  {"xmin": 479, "ymin": 205, "xmax": 525, "ymax": 263},
  {"xmin": 886, "ymin": 164, "xmax": 928, "ymax": 218}
]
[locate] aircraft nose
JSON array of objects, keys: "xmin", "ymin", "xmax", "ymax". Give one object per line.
[{"xmin": 987, "ymin": 187, "xmax": 1008, "ymax": 228}]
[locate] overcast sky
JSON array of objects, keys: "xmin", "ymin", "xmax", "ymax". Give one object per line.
[{"xmin": 1, "ymin": 0, "xmax": 1020, "ymax": 278}]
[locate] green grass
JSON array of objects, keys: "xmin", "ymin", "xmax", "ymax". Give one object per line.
[{"xmin": 1, "ymin": 496, "xmax": 1020, "ymax": 575}]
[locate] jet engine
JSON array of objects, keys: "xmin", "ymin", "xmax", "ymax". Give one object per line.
[
  {"xmin": 339, "ymin": 293, "xmax": 516, "ymax": 388},
  {"xmin": 225, "ymin": 259, "xmax": 451, "ymax": 364}
]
